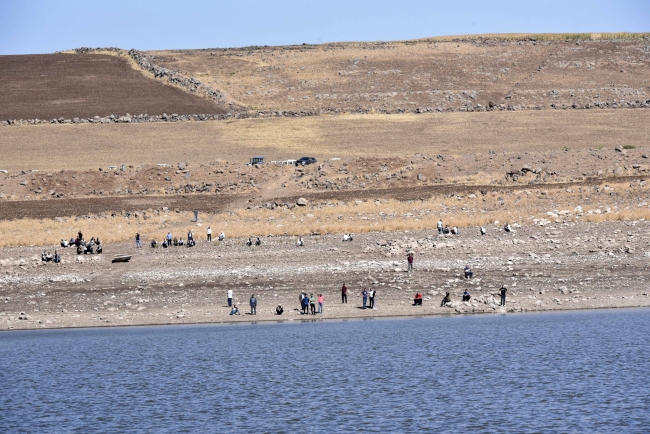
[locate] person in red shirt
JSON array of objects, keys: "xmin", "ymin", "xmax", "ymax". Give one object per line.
[
  {"xmin": 407, "ymin": 253, "xmax": 414, "ymax": 272},
  {"xmin": 341, "ymin": 284, "xmax": 348, "ymax": 304},
  {"xmin": 414, "ymin": 292, "xmax": 423, "ymax": 306}
]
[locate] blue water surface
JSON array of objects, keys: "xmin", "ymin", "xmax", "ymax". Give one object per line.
[{"xmin": 1, "ymin": 308, "xmax": 649, "ymax": 433}]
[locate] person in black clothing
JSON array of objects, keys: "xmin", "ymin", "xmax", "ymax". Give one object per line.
[
  {"xmin": 341, "ymin": 284, "xmax": 348, "ymax": 304},
  {"xmin": 276, "ymin": 305, "xmax": 284, "ymax": 315},
  {"xmin": 500, "ymin": 286, "xmax": 507, "ymax": 306},
  {"xmin": 255, "ymin": 237, "xmax": 261, "ymax": 246},
  {"xmin": 440, "ymin": 292, "xmax": 451, "ymax": 307},
  {"xmin": 462, "ymin": 290, "xmax": 471, "ymax": 302}
]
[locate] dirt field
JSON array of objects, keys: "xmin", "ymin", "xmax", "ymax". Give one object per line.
[
  {"xmin": 148, "ymin": 37, "xmax": 650, "ymax": 113},
  {"xmin": 1, "ymin": 110, "xmax": 650, "ymax": 171},
  {"xmin": 2, "ymin": 219, "xmax": 649, "ymax": 331},
  {"xmin": 0, "ymin": 53, "xmax": 223, "ymax": 120}
]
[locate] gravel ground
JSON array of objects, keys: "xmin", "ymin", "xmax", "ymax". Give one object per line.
[{"xmin": 2, "ymin": 219, "xmax": 649, "ymax": 330}]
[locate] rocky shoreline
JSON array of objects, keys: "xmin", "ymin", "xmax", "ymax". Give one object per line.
[{"xmin": 2, "ymin": 220, "xmax": 650, "ymax": 331}]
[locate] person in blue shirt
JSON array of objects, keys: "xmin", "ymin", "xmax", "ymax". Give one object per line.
[
  {"xmin": 250, "ymin": 294, "xmax": 257, "ymax": 315},
  {"xmin": 361, "ymin": 289, "xmax": 368, "ymax": 309},
  {"xmin": 230, "ymin": 304, "xmax": 240, "ymax": 315}
]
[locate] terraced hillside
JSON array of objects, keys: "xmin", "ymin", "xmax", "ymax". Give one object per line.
[{"xmin": 147, "ymin": 35, "xmax": 650, "ymax": 113}]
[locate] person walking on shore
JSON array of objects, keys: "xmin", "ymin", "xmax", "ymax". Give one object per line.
[
  {"xmin": 407, "ymin": 253, "xmax": 414, "ymax": 272},
  {"xmin": 499, "ymin": 285, "xmax": 507, "ymax": 307},
  {"xmin": 250, "ymin": 294, "xmax": 257, "ymax": 315},
  {"xmin": 317, "ymin": 294, "xmax": 324, "ymax": 314},
  {"xmin": 227, "ymin": 289, "xmax": 233, "ymax": 307},
  {"xmin": 135, "ymin": 233, "xmax": 141, "ymax": 248},
  {"xmin": 207, "ymin": 226, "xmax": 212, "ymax": 242},
  {"xmin": 341, "ymin": 284, "xmax": 348, "ymax": 304},
  {"xmin": 361, "ymin": 289, "xmax": 368, "ymax": 309}
]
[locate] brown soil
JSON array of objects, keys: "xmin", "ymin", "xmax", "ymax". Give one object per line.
[
  {"xmin": 0, "ymin": 53, "xmax": 224, "ymax": 120},
  {"xmin": 147, "ymin": 38, "xmax": 650, "ymax": 113},
  {"xmin": 1, "ymin": 143, "xmax": 648, "ymax": 219}
]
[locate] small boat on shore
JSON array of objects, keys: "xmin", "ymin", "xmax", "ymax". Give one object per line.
[{"xmin": 112, "ymin": 254, "xmax": 132, "ymax": 263}]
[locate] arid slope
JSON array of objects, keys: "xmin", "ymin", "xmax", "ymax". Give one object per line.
[{"xmin": 148, "ymin": 37, "xmax": 650, "ymax": 113}]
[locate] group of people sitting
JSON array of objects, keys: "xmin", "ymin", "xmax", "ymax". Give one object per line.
[
  {"xmin": 437, "ymin": 220, "xmax": 460, "ymax": 235},
  {"xmin": 62, "ymin": 232, "xmax": 102, "ymax": 255},
  {"xmin": 41, "ymin": 250, "xmax": 61, "ymax": 263},
  {"xmin": 151, "ymin": 231, "xmax": 198, "ymax": 248},
  {"xmin": 247, "ymin": 237, "xmax": 262, "ymax": 246},
  {"xmin": 412, "ymin": 265, "xmax": 476, "ymax": 306}
]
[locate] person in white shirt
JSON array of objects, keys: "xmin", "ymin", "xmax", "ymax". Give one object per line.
[
  {"xmin": 437, "ymin": 219, "xmax": 443, "ymax": 235},
  {"xmin": 297, "ymin": 237, "xmax": 304, "ymax": 247},
  {"xmin": 207, "ymin": 226, "xmax": 212, "ymax": 241},
  {"xmin": 219, "ymin": 232, "xmax": 225, "ymax": 241},
  {"xmin": 227, "ymin": 289, "xmax": 233, "ymax": 307}
]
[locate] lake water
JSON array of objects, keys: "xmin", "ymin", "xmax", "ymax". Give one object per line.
[{"xmin": 1, "ymin": 309, "xmax": 649, "ymax": 432}]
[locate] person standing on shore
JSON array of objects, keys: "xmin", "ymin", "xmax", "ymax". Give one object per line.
[
  {"xmin": 499, "ymin": 286, "xmax": 507, "ymax": 307},
  {"xmin": 207, "ymin": 226, "xmax": 212, "ymax": 242},
  {"xmin": 193, "ymin": 209, "xmax": 199, "ymax": 222},
  {"xmin": 167, "ymin": 232, "xmax": 173, "ymax": 246},
  {"xmin": 437, "ymin": 219, "xmax": 443, "ymax": 235},
  {"xmin": 250, "ymin": 294, "xmax": 257, "ymax": 315},
  {"xmin": 368, "ymin": 288, "xmax": 375, "ymax": 309},
  {"xmin": 317, "ymin": 294, "xmax": 324, "ymax": 314},
  {"xmin": 309, "ymin": 294, "xmax": 316, "ymax": 315},
  {"xmin": 227, "ymin": 289, "xmax": 233, "ymax": 307},
  {"xmin": 361, "ymin": 289, "xmax": 368, "ymax": 309},
  {"xmin": 135, "ymin": 233, "xmax": 141, "ymax": 248},
  {"xmin": 407, "ymin": 253, "xmax": 414, "ymax": 272},
  {"xmin": 301, "ymin": 292, "xmax": 309, "ymax": 314},
  {"xmin": 341, "ymin": 284, "xmax": 348, "ymax": 304},
  {"xmin": 371, "ymin": 288, "xmax": 377, "ymax": 309}
]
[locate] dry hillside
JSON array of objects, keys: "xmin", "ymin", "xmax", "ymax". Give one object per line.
[{"xmin": 147, "ymin": 35, "xmax": 650, "ymax": 113}]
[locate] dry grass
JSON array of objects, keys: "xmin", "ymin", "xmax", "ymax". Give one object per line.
[
  {"xmin": 416, "ymin": 32, "xmax": 650, "ymax": 43},
  {"xmin": 2, "ymin": 110, "xmax": 650, "ymax": 171},
  {"xmin": 2, "ymin": 183, "xmax": 647, "ymax": 248}
]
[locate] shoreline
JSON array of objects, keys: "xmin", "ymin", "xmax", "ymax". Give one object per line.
[{"xmin": 3, "ymin": 302, "xmax": 650, "ymax": 333}]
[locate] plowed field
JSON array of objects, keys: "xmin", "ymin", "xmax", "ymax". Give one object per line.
[{"xmin": 0, "ymin": 53, "xmax": 224, "ymax": 120}]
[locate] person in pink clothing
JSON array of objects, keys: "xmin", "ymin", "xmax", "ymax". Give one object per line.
[{"xmin": 317, "ymin": 294, "xmax": 324, "ymax": 314}]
